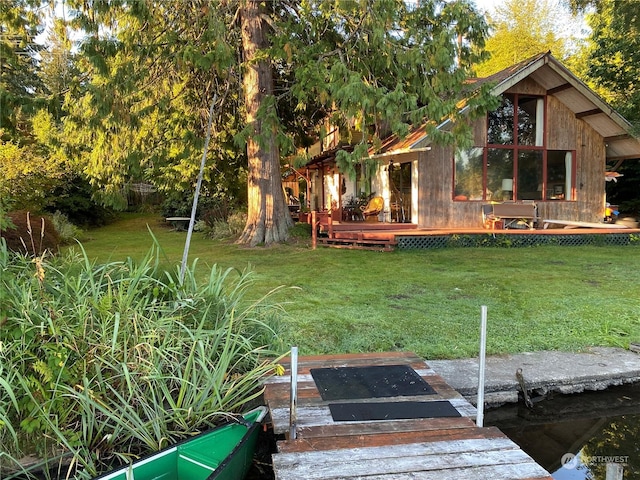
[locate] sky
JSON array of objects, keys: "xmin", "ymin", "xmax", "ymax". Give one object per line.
[
  {"xmin": 35, "ymin": 0, "xmax": 588, "ymax": 50},
  {"xmin": 472, "ymin": 0, "xmax": 504, "ymax": 14}
]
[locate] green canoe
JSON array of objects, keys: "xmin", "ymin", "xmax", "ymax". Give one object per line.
[{"xmin": 93, "ymin": 406, "xmax": 268, "ymax": 480}]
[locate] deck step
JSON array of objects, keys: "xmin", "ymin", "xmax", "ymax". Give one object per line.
[{"xmin": 317, "ymin": 237, "xmax": 396, "ymax": 251}]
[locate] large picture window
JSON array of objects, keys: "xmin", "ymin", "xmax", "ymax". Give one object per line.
[{"xmin": 454, "ymin": 94, "xmax": 575, "ymax": 202}]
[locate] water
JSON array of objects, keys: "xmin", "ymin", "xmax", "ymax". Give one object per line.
[{"xmin": 484, "ymin": 383, "xmax": 640, "ymax": 479}]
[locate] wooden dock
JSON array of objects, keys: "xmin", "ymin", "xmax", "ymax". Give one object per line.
[{"xmin": 263, "ymin": 351, "xmax": 553, "ymax": 480}]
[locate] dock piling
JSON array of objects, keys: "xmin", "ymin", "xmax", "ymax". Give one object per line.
[
  {"xmin": 289, "ymin": 346, "xmax": 298, "ymax": 440},
  {"xmin": 477, "ymin": 305, "xmax": 487, "ymax": 427}
]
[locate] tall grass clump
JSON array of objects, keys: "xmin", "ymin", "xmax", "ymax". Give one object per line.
[
  {"xmin": 0, "ymin": 237, "xmax": 286, "ymax": 479},
  {"xmin": 49, "ymin": 211, "xmax": 83, "ymax": 244}
]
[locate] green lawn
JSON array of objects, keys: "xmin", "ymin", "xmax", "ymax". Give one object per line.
[{"xmin": 72, "ymin": 213, "xmax": 640, "ymax": 359}]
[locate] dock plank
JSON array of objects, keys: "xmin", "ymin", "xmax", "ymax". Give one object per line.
[
  {"xmin": 265, "ymin": 368, "xmax": 468, "ymax": 409},
  {"xmin": 293, "ymin": 416, "xmax": 477, "ymax": 439},
  {"xmin": 265, "ymin": 367, "xmax": 439, "ymax": 384},
  {"xmin": 274, "ymin": 351, "xmax": 425, "ymax": 368},
  {"xmin": 319, "ymin": 464, "xmax": 553, "ymax": 480},
  {"xmin": 276, "ymin": 425, "xmax": 506, "ymax": 453},
  {"xmin": 266, "ymin": 385, "xmax": 468, "ymax": 409},
  {"xmin": 269, "ymin": 397, "xmax": 476, "ymax": 435},
  {"xmin": 275, "ymin": 437, "xmax": 519, "ymax": 466},
  {"xmin": 273, "ymin": 439, "xmax": 549, "ymax": 479}
]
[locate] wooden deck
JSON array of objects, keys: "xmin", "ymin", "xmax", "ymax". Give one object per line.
[
  {"xmin": 314, "ymin": 219, "xmax": 640, "ymax": 250},
  {"xmin": 263, "ymin": 352, "xmax": 553, "ymax": 480}
]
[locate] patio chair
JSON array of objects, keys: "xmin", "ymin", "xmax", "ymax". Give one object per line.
[
  {"xmin": 482, "ymin": 203, "xmax": 503, "ymax": 229},
  {"xmin": 360, "ymin": 196, "xmax": 384, "ymax": 222}
]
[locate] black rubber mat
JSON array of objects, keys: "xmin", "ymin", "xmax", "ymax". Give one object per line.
[
  {"xmin": 310, "ymin": 364, "xmax": 436, "ymax": 401},
  {"xmin": 328, "ymin": 400, "xmax": 461, "ymax": 422}
]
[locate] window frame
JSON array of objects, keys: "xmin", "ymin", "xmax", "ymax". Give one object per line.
[{"xmin": 453, "ymin": 93, "xmax": 577, "ymax": 202}]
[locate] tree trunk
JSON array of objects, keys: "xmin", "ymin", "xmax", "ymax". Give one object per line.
[{"xmin": 237, "ymin": 0, "xmax": 293, "ymax": 246}]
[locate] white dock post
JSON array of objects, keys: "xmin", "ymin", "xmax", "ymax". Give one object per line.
[
  {"xmin": 476, "ymin": 305, "xmax": 487, "ymax": 427},
  {"xmin": 289, "ymin": 346, "xmax": 298, "ymax": 440}
]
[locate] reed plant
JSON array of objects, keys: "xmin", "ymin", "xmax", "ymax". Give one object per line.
[{"xmin": 0, "ymin": 236, "xmax": 286, "ymax": 479}]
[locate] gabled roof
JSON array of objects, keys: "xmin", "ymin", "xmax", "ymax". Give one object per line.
[{"xmin": 376, "ymin": 52, "xmax": 640, "ymax": 161}]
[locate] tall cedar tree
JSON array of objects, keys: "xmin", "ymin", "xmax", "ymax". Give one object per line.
[{"xmin": 239, "ymin": 0, "xmax": 292, "ymax": 244}]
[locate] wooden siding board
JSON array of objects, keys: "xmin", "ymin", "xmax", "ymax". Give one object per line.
[
  {"xmin": 547, "ymin": 95, "xmax": 576, "ymax": 150},
  {"xmin": 417, "ymin": 149, "xmax": 428, "ymax": 226},
  {"xmin": 472, "ymin": 115, "xmax": 486, "ymax": 146},
  {"xmin": 505, "ymin": 77, "xmax": 546, "ymax": 96},
  {"xmin": 418, "ymin": 146, "xmax": 456, "ymax": 228},
  {"xmin": 577, "ymin": 120, "xmax": 606, "ymax": 222}
]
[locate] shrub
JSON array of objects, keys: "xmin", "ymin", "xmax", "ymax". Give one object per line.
[
  {"xmin": 43, "ymin": 176, "xmax": 115, "ymax": 228},
  {"xmin": 0, "ymin": 195, "xmax": 16, "ymax": 231},
  {"xmin": 0, "ymin": 238, "xmax": 286, "ymax": 479},
  {"xmin": 161, "ymin": 191, "xmax": 232, "ymax": 220},
  {"xmin": 288, "ymin": 222, "xmax": 312, "ymax": 240},
  {"xmin": 226, "ymin": 211, "xmax": 247, "ymax": 236},
  {"xmin": 195, "ymin": 211, "xmax": 247, "ymax": 240},
  {"xmin": 50, "ymin": 211, "xmax": 83, "ymax": 244},
  {"xmin": 161, "ymin": 192, "xmax": 244, "ymax": 233},
  {"xmin": 161, "ymin": 190, "xmax": 195, "ymax": 218}
]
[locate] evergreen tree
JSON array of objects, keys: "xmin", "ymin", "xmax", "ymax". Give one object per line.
[
  {"xmin": 583, "ymin": 0, "xmax": 640, "ymax": 123},
  {"xmin": 0, "ymin": 1, "xmax": 74, "ymax": 214},
  {"xmin": 0, "ymin": 0, "xmax": 46, "ymax": 141},
  {"xmin": 240, "ymin": 0, "xmax": 498, "ymax": 245},
  {"xmin": 39, "ymin": 15, "xmax": 78, "ymax": 122},
  {"xmin": 61, "ymin": 0, "xmax": 245, "ymax": 210}
]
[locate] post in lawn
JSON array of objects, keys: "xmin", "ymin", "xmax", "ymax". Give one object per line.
[{"xmin": 180, "ymin": 94, "xmax": 217, "ymax": 284}]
